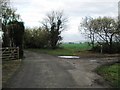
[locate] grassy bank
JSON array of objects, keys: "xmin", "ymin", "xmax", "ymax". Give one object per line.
[
  {"xmin": 2, "ymin": 60, "xmax": 21, "ymax": 86},
  {"xmin": 96, "ymin": 63, "xmax": 120, "ymax": 88},
  {"xmin": 28, "ymin": 43, "xmax": 92, "ymax": 56}
]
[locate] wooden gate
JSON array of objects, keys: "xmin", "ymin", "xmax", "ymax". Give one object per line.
[{"xmin": 0, "ymin": 47, "xmax": 19, "ymax": 61}]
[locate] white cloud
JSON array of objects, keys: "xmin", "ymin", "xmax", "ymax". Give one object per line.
[{"xmin": 10, "ymin": 0, "xmax": 119, "ymax": 42}]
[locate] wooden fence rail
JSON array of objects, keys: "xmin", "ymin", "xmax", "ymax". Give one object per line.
[{"xmin": 0, "ymin": 47, "xmax": 19, "ymax": 61}]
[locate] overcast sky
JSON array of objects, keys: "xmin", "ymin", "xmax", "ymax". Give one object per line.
[{"xmin": 11, "ymin": 0, "xmax": 119, "ymax": 42}]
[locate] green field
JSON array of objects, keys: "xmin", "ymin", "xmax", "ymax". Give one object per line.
[
  {"xmin": 96, "ymin": 63, "xmax": 120, "ymax": 87},
  {"xmin": 28, "ymin": 43, "xmax": 92, "ymax": 56},
  {"xmin": 60, "ymin": 43, "xmax": 91, "ymax": 51}
]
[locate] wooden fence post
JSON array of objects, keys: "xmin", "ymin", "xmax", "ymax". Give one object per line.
[{"xmin": 17, "ymin": 47, "xmax": 19, "ymax": 59}]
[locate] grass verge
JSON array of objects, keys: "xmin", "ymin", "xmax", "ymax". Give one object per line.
[
  {"xmin": 27, "ymin": 43, "xmax": 92, "ymax": 56},
  {"xmin": 28, "ymin": 48, "xmax": 77, "ymax": 56},
  {"xmin": 2, "ymin": 60, "xmax": 21, "ymax": 86},
  {"xmin": 96, "ymin": 63, "xmax": 120, "ymax": 88}
]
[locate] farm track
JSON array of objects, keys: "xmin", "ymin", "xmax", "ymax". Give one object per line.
[{"xmin": 3, "ymin": 50, "xmax": 119, "ymax": 88}]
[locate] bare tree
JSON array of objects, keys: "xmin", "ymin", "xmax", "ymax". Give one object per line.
[
  {"xmin": 80, "ymin": 17, "xmax": 119, "ymax": 53},
  {"xmin": 42, "ymin": 11, "xmax": 67, "ymax": 49},
  {"xmin": 80, "ymin": 17, "xmax": 96, "ymax": 48}
]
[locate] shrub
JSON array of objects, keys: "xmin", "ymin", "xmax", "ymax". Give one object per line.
[
  {"xmin": 92, "ymin": 42, "xmax": 120, "ymax": 53},
  {"xmin": 24, "ymin": 28, "xmax": 50, "ymax": 48}
]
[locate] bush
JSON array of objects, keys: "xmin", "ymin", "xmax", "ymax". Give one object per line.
[
  {"xmin": 24, "ymin": 28, "xmax": 50, "ymax": 48},
  {"xmin": 112, "ymin": 42, "xmax": 120, "ymax": 53},
  {"xmin": 92, "ymin": 42, "xmax": 120, "ymax": 53},
  {"xmin": 92, "ymin": 45, "xmax": 101, "ymax": 53}
]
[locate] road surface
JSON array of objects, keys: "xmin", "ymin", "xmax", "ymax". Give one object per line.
[{"xmin": 4, "ymin": 50, "xmax": 111, "ymax": 88}]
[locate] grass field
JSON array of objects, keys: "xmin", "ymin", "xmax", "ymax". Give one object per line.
[
  {"xmin": 28, "ymin": 43, "xmax": 92, "ymax": 56},
  {"xmin": 96, "ymin": 63, "xmax": 120, "ymax": 87},
  {"xmin": 60, "ymin": 43, "xmax": 91, "ymax": 51}
]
